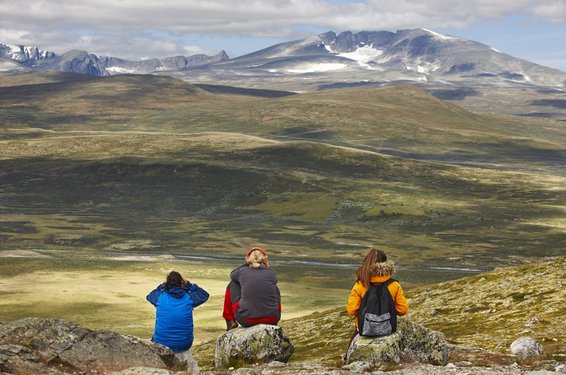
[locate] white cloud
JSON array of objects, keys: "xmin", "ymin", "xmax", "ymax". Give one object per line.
[{"xmin": 0, "ymin": 0, "xmax": 564, "ymax": 59}]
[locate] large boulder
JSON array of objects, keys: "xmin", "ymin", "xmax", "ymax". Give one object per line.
[
  {"xmin": 0, "ymin": 318, "xmax": 177, "ymax": 374},
  {"xmin": 346, "ymin": 319, "xmax": 448, "ymax": 366},
  {"xmin": 214, "ymin": 324, "xmax": 294, "ymax": 369},
  {"xmin": 510, "ymin": 337, "xmax": 543, "ymax": 359}
]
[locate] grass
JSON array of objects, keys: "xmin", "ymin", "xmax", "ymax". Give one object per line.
[
  {"xmin": 0, "ymin": 72, "xmax": 564, "ymax": 368},
  {"xmin": 0, "ymin": 253, "xmax": 356, "ymax": 342}
]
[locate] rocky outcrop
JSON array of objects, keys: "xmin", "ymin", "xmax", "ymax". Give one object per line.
[
  {"xmin": 346, "ymin": 319, "xmax": 448, "ymax": 366},
  {"xmin": 510, "ymin": 337, "xmax": 543, "ymax": 359},
  {"xmin": 0, "ymin": 318, "xmax": 177, "ymax": 374},
  {"xmin": 214, "ymin": 324, "xmax": 294, "ymax": 369}
]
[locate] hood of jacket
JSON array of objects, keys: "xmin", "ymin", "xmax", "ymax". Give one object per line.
[
  {"xmin": 164, "ymin": 285, "xmax": 187, "ymax": 298},
  {"xmin": 373, "ymin": 260, "xmax": 395, "ymax": 276}
]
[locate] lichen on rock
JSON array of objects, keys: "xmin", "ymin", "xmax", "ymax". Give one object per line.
[
  {"xmin": 214, "ymin": 324, "xmax": 294, "ymax": 369},
  {"xmin": 346, "ymin": 319, "xmax": 448, "ymax": 366}
]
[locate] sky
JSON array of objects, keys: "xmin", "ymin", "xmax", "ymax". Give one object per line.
[{"xmin": 1, "ymin": 0, "xmax": 566, "ymax": 72}]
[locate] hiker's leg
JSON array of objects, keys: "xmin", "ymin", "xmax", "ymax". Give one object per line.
[
  {"xmin": 343, "ymin": 329, "xmax": 359, "ymax": 364},
  {"xmin": 222, "ymin": 281, "xmax": 241, "ymax": 330}
]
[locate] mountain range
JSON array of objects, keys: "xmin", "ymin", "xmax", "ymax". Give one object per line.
[
  {"xmin": 2, "ymin": 28, "xmax": 566, "ymax": 121},
  {"xmin": 0, "ymin": 43, "xmax": 229, "ymax": 75}
]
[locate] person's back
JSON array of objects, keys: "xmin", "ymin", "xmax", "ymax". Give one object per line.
[
  {"xmin": 223, "ymin": 247, "xmax": 281, "ymax": 329},
  {"xmin": 231, "ymin": 263, "xmax": 280, "ymax": 324},
  {"xmin": 147, "ymin": 271, "xmax": 209, "ymax": 353},
  {"xmin": 346, "ymin": 248, "xmax": 408, "ymax": 348}
]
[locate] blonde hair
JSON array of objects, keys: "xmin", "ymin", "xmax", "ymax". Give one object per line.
[{"xmin": 246, "ymin": 247, "xmax": 269, "ymax": 269}]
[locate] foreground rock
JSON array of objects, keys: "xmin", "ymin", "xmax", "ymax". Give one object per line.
[
  {"xmin": 510, "ymin": 337, "xmax": 543, "ymax": 359},
  {"xmin": 346, "ymin": 319, "xmax": 448, "ymax": 366},
  {"xmin": 214, "ymin": 324, "xmax": 294, "ymax": 369},
  {"xmin": 0, "ymin": 318, "xmax": 181, "ymax": 374}
]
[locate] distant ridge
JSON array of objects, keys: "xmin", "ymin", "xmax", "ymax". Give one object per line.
[{"xmin": 0, "ymin": 42, "xmax": 229, "ymax": 76}]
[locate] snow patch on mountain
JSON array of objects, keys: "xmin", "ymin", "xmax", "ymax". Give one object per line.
[
  {"xmin": 105, "ymin": 66, "xmax": 138, "ymax": 74},
  {"xmin": 325, "ymin": 44, "xmax": 384, "ymax": 69},
  {"xmin": 421, "ymin": 28, "xmax": 458, "ymax": 41},
  {"xmin": 287, "ymin": 63, "xmax": 347, "ymax": 74}
]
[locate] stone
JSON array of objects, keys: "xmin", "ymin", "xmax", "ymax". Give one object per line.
[
  {"xmin": 346, "ymin": 319, "xmax": 448, "ymax": 366},
  {"xmin": 214, "ymin": 324, "xmax": 294, "ymax": 369},
  {"xmin": 510, "ymin": 337, "xmax": 543, "ymax": 359},
  {"xmin": 0, "ymin": 318, "xmax": 177, "ymax": 374},
  {"xmin": 109, "ymin": 367, "xmax": 173, "ymax": 375},
  {"xmin": 173, "ymin": 349, "xmax": 200, "ymax": 374}
]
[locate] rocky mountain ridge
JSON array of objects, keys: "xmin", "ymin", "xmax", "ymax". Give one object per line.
[
  {"xmin": 2, "ymin": 28, "xmax": 565, "ymax": 87},
  {"xmin": 0, "ymin": 42, "xmax": 229, "ymax": 76}
]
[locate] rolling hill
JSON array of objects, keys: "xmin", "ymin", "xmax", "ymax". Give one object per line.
[{"xmin": 0, "ymin": 72, "xmax": 564, "ymax": 275}]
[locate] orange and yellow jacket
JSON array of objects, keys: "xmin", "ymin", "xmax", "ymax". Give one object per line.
[{"xmin": 346, "ymin": 274, "xmax": 408, "ymax": 327}]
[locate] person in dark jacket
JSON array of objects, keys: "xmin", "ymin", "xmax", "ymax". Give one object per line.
[
  {"xmin": 146, "ymin": 270, "xmax": 209, "ymax": 352},
  {"xmin": 222, "ymin": 247, "xmax": 281, "ymax": 330}
]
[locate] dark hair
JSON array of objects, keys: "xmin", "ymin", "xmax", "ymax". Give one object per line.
[
  {"xmin": 165, "ymin": 271, "xmax": 184, "ymax": 289},
  {"xmin": 355, "ymin": 248, "xmax": 387, "ymax": 288}
]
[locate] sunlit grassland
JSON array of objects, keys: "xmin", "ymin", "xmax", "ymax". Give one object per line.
[{"xmin": 0, "ymin": 254, "xmax": 352, "ymax": 344}]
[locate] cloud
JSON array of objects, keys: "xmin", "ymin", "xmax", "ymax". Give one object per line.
[{"xmin": 0, "ymin": 0, "xmax": 564, "ymax": 58}]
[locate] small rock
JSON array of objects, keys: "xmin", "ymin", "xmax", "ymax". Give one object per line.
[{"xmin": 510, "ymin": 337, "xmax": 543, "ymax": 359}]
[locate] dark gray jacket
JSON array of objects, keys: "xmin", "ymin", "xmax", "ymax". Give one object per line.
[{"xmin": 231, "ymin": 264, "xmax": 281, "ymax": 324}]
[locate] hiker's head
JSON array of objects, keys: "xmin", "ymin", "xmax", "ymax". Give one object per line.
[
  {"xmin": 246, "ymin": 247, "xmax": 269, "ymax": 269},
  {"xmin": 355, "ymin": 248, "xmax": 394, "ymax": 287},
  {"xmin": 165, "ymin": 270, "xmax": 184, "ymax": 288}
]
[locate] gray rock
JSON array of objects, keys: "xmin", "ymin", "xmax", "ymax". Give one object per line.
[
  {"xmin": 0, "ymin": 318, "xmax": 176, "ymax": 374},
  {"xmin": 346, "ymin": 319, "xmax": 448, "ymax": 366},
  {"xmin": 510, "ymin": 337, "xmax": 543, "ymax": 359},
  {"xmin": 173, "ymin": 349, "xmax": 200, "ymax": 374},
  {"xmin": 214, "ymin": 324, "xmax": 294, "ymax": 369},
  {"xmin": 109, "ymin": 367, "xmax": 173, "ymax": 375}
]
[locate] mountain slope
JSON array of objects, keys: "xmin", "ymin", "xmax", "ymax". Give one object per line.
[
  {"xmin": 191, "ymin": 256, "xmax": 565, "ymax": 369},
  {"xmin": 2, "ymin": 73, "xmax": 564, "ymax": 170}
]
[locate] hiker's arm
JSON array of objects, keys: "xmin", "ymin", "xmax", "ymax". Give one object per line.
[
  {"xmin": 146, "ymin": 284, "xmax": 164, "ymax": 306},
  {"xmin": 393, "ymin": 283, "xmax": 409, "ymax": 316},
  {"xmin": 346, "ymin": 283, "xmax": 362, "ymax": 317},
  {"xmin": 187, "ymin": 283, "xmax": 210, "ymax": 307}
]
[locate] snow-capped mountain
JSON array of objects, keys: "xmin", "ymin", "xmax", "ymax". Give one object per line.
[
  {"xmin": 211, "ymin": 28, "xmax": 565, "ymax": 88},
  {"xmin": 0, "ymin": 43, "xmax": 229, "ymax": 76},
  {"xmin": 0, "ymin": 43, "xmax": 55, "ymax": 62},
  {"xmin": 2, "ymin": 29, "xmax": 565, "ymax": 90}
]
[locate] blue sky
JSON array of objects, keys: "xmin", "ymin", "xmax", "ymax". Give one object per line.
[{"xmin": 1, "ymin": 0, "xmax": 565, "ymax": 72}]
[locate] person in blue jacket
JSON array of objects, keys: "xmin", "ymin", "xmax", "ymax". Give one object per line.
[{"xmin": 146, "ymin": 270, "xmax": 209, "ymax": 353}]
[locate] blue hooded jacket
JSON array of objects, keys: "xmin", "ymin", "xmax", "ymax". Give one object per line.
[{"xmin": 146, "ymin": 283, "xmax": 209, "ymax": 352}]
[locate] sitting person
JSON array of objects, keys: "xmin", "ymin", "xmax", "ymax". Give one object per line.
[
  {"xmin": 146, "ymin": 270, "xmax": 209, "ymax": 353},
  {"xmin": 222, "ymin": 247, "xmax": 281, "ymax": 330},
  {"xmin": 346, "ymin": 248, "xmax": 408, "ymax": 340}
]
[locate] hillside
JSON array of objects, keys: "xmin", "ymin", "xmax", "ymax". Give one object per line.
[
  {"xmin": 192, "ymin": 256, "xmax": 566, "ymax": 370},
  {"xmin": 1, "ymin": 72, "xmax": 565, "ymax": 272}
]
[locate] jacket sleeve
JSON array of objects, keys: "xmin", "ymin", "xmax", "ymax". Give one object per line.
[
  {"xmin": 146, "ymin": 284, "xmax": 164, "ymax": 306},
  {"xmin": 187, "ymin": 283, "xmax": 209, "ymax": 308},
  {"xmin": 346, "ymin": 282, "xmax": 363, "ymax": 317},
  {"xmin": 230, "ymin": 264, "xmax": 246, "ymax": 282},
  {"xmin": 391, "ymin": 282, "xmax": 409, "ymax": 316}
]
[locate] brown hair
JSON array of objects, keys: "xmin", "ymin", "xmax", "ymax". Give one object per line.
[
  {"xmin": 355, "ymin": 248, "xmax": 388, "ymax": 288},
  {"xmin": 165, "ymin": 270, "xmax": 184, "ymax": 289}
]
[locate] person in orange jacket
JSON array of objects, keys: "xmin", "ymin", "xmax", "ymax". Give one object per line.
[{"xmin": 346, "ymin": 248, "xmax": 408, "ymax": 340}]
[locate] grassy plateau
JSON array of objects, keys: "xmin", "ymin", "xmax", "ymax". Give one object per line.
[{"xmin": 0, "ymin": 71, "xmax": 564, "ymax": 365}]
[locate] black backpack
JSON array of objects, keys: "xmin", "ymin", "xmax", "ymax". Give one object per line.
[{"xmin": 357, "ymin": 278, "xmax": 397, "ymax": 337}]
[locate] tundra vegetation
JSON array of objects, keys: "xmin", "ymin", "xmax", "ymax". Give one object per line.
[{"xmin": 0, "ymin": 72, "xmax": 564, "ymax": 366}]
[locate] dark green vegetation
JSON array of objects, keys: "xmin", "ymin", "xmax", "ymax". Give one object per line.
[{"xmin": 0, "ymin": 71, "xmax": 565, "ymax": 273}]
